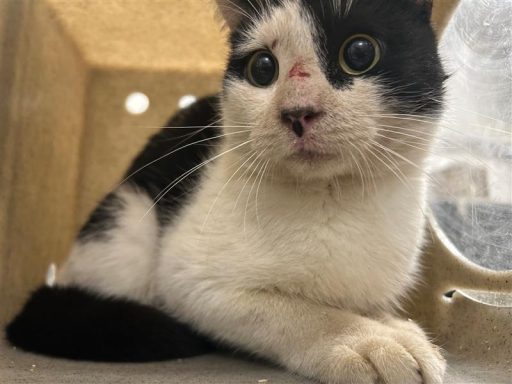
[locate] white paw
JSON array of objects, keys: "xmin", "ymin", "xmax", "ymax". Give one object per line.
[{"xmin": 318, "ymin": 321, "xmax": 446, "ymax": 384}]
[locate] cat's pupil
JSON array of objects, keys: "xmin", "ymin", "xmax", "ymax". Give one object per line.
[
  {"xmin": 247, "ymin": 51, "xmax": 278, "ymax": 87},
  {"xmin": 344, "ymin": 38, "xmax": 376, "ymax": 72}
]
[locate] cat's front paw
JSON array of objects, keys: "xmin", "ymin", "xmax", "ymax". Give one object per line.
[
  {"xmin": 383, "ymin": 317, "xmax": 447, "ymax": 384},
  {"xmin": 317, "ymin": 322, "xmax": 445, "ymax": 384}
]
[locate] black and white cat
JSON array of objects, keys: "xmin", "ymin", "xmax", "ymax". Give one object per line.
[{"xmin": 7, "ymin": 1, "xmax": 448, "ymax": 383}]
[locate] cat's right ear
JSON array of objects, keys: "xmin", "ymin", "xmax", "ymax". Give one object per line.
[{"xmin": 214, "ymin": 0, "xmax": 250, "ymax": 30}]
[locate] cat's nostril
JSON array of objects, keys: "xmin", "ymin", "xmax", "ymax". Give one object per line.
[
  {"xmin": 291, "ymin": 121, "xmax": 304, "ymax": 138},
  {"xmin": 303, "ymin": 113, "xmax": 315, "ymax": 124},
  {"xmin": 281, "ymin": 108, "xmax": 321, "ymax": 125}
]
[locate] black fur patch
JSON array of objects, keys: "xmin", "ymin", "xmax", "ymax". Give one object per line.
[
  {"xmin": 124, "ymin": 96, "xmax": 221, "ymax": 226},
  {"xmin": 6, "ymin": 286, "xmax": 215, "ymax": 362},
  {"xmin": 225, "ymin": 0, "xmax": 444, "ymax": 117},
  {"xmin": 77, "ymin": 96, "xmax": 221, "ymax": 239},
  {"xmin": 78, "ymin": 192, "xmax": 124, "ymax": 241},
  {"xmin": 304, "ymin": 0, "xmax": 445, "ymax": 115}
]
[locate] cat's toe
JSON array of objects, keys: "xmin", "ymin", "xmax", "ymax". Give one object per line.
[
  {"xmin": 352, "ymin": 336, "xmax": 423, "ymax": 384},
  {"xmin": 391, "ymin": 331, "xmax": 446, "ymax": 384},
  {"xmin": 382, "ymin": 317, "xmax": 446, "ymax": 384},
  {"xmin": 327, "ymin": 344, "xmax": 378, "ymax": 384}
]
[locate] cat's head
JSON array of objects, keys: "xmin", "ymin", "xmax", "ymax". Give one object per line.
[{"xmin": 216, "ymin": 0, "xmax": 445, "ymax": 182}]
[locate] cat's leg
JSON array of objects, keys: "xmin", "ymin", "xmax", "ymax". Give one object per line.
[
  {"xmin": 168, "ymin": 289, "xmax": 446, "ymax": 384},
  {"xmin": 57, "ymin": 185, "xmax": 159, "ymax": 303}
]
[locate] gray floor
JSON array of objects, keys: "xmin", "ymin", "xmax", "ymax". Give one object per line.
[{"xmin": 1, "ymin": 339, "xmax": 510, "ymax": 384}]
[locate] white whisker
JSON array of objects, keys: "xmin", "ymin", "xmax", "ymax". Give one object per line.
[
  {"xmin": 367, "ymin": 144, "xmax": 412, "ymax": 191},
  {"xmin": 346, "ymin": 145, "xmax": 366, "ymax": 198},
  {"xmin": 119, "ymin": 129, "xmax": 251, "ymax": 188},
  {"xmin": 244, "ymin": 153, "xmax": 268, "ymax": 234},
  {"xmin": 233, "ymin": 149, "xmax": 267, "ymax": 211},
  {"xmin": 139, "ymin": 139, "xmax": 254, "ymax": 222},
  {"xmin": 255, "ymin": 159, "xmax": 270, "ymax": 227},
  {"xmin": 201, "ymin": 150, "xmax": 259, "ymax": 232}
]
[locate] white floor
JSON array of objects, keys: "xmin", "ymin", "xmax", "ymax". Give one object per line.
[{"xmin": 1, "ymin": 339, "xmax": 510, "ymax": 384}]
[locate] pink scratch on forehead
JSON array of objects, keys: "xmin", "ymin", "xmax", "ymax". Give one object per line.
[{"xmin": 289, "ymin": 62, "xmax": 311, "ymax": 79}]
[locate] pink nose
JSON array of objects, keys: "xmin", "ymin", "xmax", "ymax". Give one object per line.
[{"xmin": 280, "ymin": 108, "xmax": 322, "ymax": 138}]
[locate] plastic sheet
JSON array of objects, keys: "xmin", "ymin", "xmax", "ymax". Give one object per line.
[{"xmin": 429, "ymin": 0, "xmax": 512, "ymax": 272}]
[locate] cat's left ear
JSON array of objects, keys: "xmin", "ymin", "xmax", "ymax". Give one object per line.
[
  {"xmin": 413, "ymin": 0, "xmax": 461, "ymax": 37},
  {"xmin": 214, "ymin": 0, "xmax": 250, "ymax": 30}
]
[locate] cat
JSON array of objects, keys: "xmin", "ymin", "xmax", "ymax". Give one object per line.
[{"xmin": 7, "ymin": 0, "xmax": 448, "ymax": 383}]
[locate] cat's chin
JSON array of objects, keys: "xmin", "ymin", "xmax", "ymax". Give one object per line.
[{"xmin": 279, "ymin": 154, "xmax": 353, "ymax": 181}]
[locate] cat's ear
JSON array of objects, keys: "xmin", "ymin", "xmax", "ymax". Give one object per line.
[
  {"xmin": 413, "ymin": 0, "xmax": 434, "ymax": 21},
  {"xmin": 214, "ymin": 0, "xmax": 250, "ymax": 30},
  {"xmin": 411, "ymin": 1, "xmax": 462, "ymax": 37}
]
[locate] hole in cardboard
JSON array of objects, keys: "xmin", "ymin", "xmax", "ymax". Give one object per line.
[
  {"xmin": 45, "ymin": 263, "xmax": 57, "ymax": 287},
  {"xmin": 178, "ymin": 95, "xmax": 197, "ymax": 109},
  {"xmin": 125, "ymin": 92, "xmax": 150, "ymax": 115}
]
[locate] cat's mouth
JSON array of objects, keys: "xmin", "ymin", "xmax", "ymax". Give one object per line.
[{"xmin": 287, "ymin": 135, "xmax": 337, "ymax": 162}]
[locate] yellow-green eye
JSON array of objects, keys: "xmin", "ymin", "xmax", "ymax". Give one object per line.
[
  {"xmin": 339, "ymin": 34, "xmax": 381, "ymax": 75},
  {"xmin": 246, "ymin": 51, "xmax": 279, "ymax": 87}
]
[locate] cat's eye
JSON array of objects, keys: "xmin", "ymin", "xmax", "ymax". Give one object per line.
[
  {"xmin": 339, "ymin": 34, "xmax": 381, "ymax": 75},
  {"xmin": 246, "ymin": 51, "xmax": 279, "ymax": 87}
]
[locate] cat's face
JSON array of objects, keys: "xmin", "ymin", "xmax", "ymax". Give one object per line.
[{"xmin": 218, "ymin": 0, "xmax": 445, "ymax": 181}]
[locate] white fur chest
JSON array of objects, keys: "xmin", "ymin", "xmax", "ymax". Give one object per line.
[
  {"xmin": 157, "ymin": 158, "xmax": 423, "ymax": 316},
  {"xmin": 156, "ymin": 159, "xmax": 427, "ymax": 315}
]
